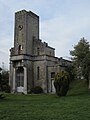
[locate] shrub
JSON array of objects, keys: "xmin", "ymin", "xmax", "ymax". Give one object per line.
[
  {"xmin": 1, "ymin": 84, "xmax": 11, "ymax": 93},
  {"xmin": 0, "ymin": 70, "xmax": 10, "ymax": 93},
  {"xmin": 0, "ymin": 94, "xmax": 5, "ymax": 99},
  {"xmin": 30, "ymin": 86, "xmax": 43, "ymax": 94},
  {"xmin": 3, "ymin": 85, "xmax": 11, "ymax": 93},
  {"xmin": 54, "ymin": 71, "xmax": 69, "ymax": 96}
]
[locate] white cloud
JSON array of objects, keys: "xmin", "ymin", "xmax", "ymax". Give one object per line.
[{"xmin": 40, "ymin": 14, "xmax": 90, "ymax": 57}]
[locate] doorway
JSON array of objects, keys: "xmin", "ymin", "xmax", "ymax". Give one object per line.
[
  {"xmin": 51, "ymin": 72, "xmax": 55, "ymax": 92},
  {"xmin": 16, "ymin": 67, "xmax": 24, "ymax": 92}
]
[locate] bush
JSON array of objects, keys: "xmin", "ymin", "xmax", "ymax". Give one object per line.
[
  {"xmin": 0, "ymin": 84, "xmax": 11, "ymax": 93},
  {"xmin": 0, "ymin": 70, "xmax": 10, "ymax": 93},
  {"xmin": 0, "ymin": 94, "xmax": 5, "ymax": 99},
  {"xmin": 30, "ymin": 86, "xmax": 43, "ymax": 94},
  {"xmin": 54, "ymin": 71, "xmax": 69, "ymax": 96}
]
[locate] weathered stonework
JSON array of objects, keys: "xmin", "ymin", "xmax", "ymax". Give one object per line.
[{"xmin": 9, "ymin": 10, "xmax": 71, "ymax": 94}]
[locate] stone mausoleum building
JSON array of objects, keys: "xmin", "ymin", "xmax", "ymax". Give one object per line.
[{"xmin": 9, "ymin": 10, "xmax": 71, "ymax": 94}]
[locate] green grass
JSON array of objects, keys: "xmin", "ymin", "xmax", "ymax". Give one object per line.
[{"xmin": 0, "ymin": 80, "xmax": 90, "ymax": 120}]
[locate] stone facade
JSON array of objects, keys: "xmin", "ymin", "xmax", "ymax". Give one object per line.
[{"xmin": 9, "ymin": 10, "xmax": 71, "ymax": 94}]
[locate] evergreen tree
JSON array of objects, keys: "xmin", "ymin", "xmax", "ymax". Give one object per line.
[{"xmin": 70, "ymin": 37, "xmax": 90, "ymax": 88}]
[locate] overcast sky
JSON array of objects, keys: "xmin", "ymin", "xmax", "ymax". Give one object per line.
[{"xmin": 0, "ymin": 0, "xmax": 90, "ymax": 69}]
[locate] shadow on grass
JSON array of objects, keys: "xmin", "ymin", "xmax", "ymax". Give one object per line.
[{"xmin": 67, "ymin": 90, "xmax": 90, "ymax": 97}]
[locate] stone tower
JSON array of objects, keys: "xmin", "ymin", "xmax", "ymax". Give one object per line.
[
  {"xmin": 14, "ymin": 10, "xmax": 39, "ymax": 55},
  {"xmin": 10, "ymin": 10, "xmax": 71, "ymax": 94},
  {"xmin": 10, "ymin": 10, "xmax": 39, "ymax": 94}
]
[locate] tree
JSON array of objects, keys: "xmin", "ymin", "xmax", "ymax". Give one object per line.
[
  {"xmin": 65, "ymin": 65, "xmax": 76, "ymax": 82},
  {"xmin": 0, "ymin": 69, "xmax": 10, "ymax": 93},
  {"xmin": 54, "ymin": 71, "xmax": 69, "ymax": 96},
  {"xmin": 70, "ymin": 37, "xmax": 90, "ymax": 88}
]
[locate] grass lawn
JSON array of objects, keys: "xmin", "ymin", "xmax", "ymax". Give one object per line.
[{"xmin": 0, "ymin": 80, "xmax": 90, "ymax": 120}]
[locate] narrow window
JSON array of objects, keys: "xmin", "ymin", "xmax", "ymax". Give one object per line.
[
  {"xmin": 18, "ymin": 45, "xmax": 22, "ymax": 54},
  {"xmin": 37, "ymin": 48, "xmax": 40, "ymax": 55},
  {"xmin": 37, "ymin": 67, "xmax": 40, "ymax": 80},
  {"xmin": 51, "ymin": 72, "xmax": 55, "ymax": 79}
]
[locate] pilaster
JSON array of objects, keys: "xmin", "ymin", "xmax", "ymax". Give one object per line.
[
  {"xmin": 12, "ymin": 68, "xmax": 16, "ymax": 92},
  {"xmin": 24, "ymin": 67, "xmax": 27, "ymax": 94}
]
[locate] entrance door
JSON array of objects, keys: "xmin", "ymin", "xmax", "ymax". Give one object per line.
[
  {"xmin": 51, "ymin": 72, "xmax": 55, "ymax": 93},
  {"xmin": 16, "ymin": 67, "xmax": 24, "ymax": 93},
  {"xmin": 51, "ymin": 79, "xmax": 56, "ymax": 93}
]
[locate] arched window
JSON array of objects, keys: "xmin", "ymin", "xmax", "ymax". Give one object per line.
[
  {"xmin": 16, "ymin": 67, "xmax": 24, "ymax": 87},
  {"xmin": 18, "ymin": 45, "xmax": 22, "ymax": 54}
]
